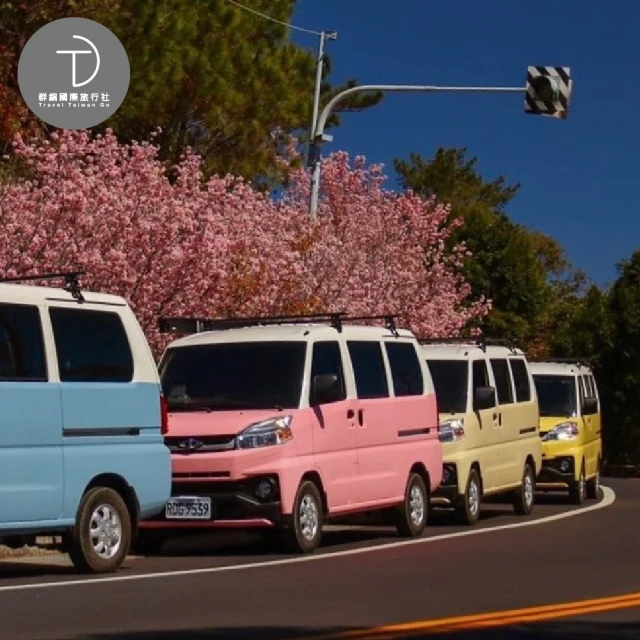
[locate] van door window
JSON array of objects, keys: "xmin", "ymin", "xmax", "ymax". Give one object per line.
[
  {"xmin": 472, "ymin": 359, "xmax": 490, "ymax": 389},
  {"xmin": 385, "ymin": 342, "xmax": 424, "ymax": 396},
  {"xmin": 508, "ymin": 358, "xmax": 531, "ymax": 402},
  {"xmin": 346, "ymin": 341, "xmax": 389, "ymax": 399},
  {"xmin": 310, "ymin": 341, "xmax": 346, "ymax": 403},
  {"xmin": 49, "ymin": 308, "xmax": 133, "ymax": 382},
  {"xmin": 0, "ymin": 303, "xmax": 46, "ymax": 381},
  {"xmin": 490, "ymin": 359, "xmax": 514, "ymax": 404}
]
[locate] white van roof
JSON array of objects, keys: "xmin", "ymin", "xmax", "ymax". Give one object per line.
[
  {"xmin": 0, "ymin": 282, "xmax": 127, "ymax": 306},
  {"xmin": 167, "ymin": 323, "xmax": 416, "ymax": 348},
  {"xmin": 529, "ymin": 361, "xmax": 592, "ymax": 376},
  {"xmin": 420, "ymin": 342, "xmax": 525, "ymax": 360}
]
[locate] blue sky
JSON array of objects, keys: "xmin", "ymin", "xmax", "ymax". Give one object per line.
[{"xmin": 289, "ymin": 0, "xmax": 639, "ymax": 286}]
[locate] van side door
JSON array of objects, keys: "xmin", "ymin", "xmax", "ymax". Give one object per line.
[
  {"xmin": 308, "ymin": 339, "xmax": 358, "ymax": 509},
  {"xmin": 345, "ymin": 339, "xmax": 396, "ymax": 504},
  {"xmin": 0, "ymin": 302, "xmax": 64, "ymax": 523},
  {"xmin": 489, "ymin": 357, "xmax": 520, "ymax": 488},
  {"xmin": 47, "ymin": 305, "xmax": 157, "ymax": 515}
]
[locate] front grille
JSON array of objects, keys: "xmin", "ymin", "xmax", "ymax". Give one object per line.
[{"xmin": 164, "ymin": 435, "xmax": 236, "ymax": 453}]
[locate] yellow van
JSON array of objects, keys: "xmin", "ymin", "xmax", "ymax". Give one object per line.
[
  {"xmin": 529, "ymin": 360, "xmax": 602, "ymax": 504},
  {"xmin": 421, "ymin": 340, "xmax": 542, "ymax": 525}
]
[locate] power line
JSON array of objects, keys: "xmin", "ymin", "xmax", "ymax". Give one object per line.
[{"xmin": 224, "ymin": 0, "xmax": 323, "ymax": 36}]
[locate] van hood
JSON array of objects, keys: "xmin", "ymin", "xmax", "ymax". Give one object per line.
[{"xmin": 167, "ymin": 409, "xmax": 291, "ymax": 437}]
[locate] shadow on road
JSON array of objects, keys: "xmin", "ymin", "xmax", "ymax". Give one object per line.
[{"xmin": 73, "ymin": 620, "xmax": 640, "ymax": 640}]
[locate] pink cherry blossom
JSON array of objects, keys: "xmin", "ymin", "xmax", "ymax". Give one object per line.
[{"xmin": 0, "ymin": 129, "xmax": 489, "ymax": 356}]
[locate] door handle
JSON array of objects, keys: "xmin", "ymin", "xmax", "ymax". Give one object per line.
[
  {"xmin": 347, "ymin": 409, "xmax": 355, "ymax": 419},
  {"xmin": 358, "ymin": 409, "xmax": 364, "ymax": 426}
]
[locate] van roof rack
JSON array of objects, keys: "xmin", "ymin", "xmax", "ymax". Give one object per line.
[
  {"xmin": 417, "ymin": 336, "xmax": 519, "ymax": 353},
  {"xmin": 529, "ymin": 356, "xmax": 590, "ymax": 367},
  {"xmin": 0, "ymin": 270, "xmax": 86, "ymax": 302},
  {"xmin": 158, "ymin": 312, "xmax": 401, "ymax": 336}
]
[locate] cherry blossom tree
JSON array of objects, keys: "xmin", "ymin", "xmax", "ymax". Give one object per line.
[{"xmin": 0, "ymin": 129, "xmax": 489, "ymax": 356}]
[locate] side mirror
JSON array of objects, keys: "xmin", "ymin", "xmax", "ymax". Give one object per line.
[
  {"xmin": 582, "ymin": 396, "xmax": 598, "ymax": 416},
  {"xmin": 473, "ymin": 385, "xmax": 496, "ymax": 411},
  {"xmin": 311, "ymin": 373, "xmax": 343, "ymax": 406}
]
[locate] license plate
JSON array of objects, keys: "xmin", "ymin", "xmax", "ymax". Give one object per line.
[{"xmin": 165, "ymin": 496, "xmax": 212, "ymax": 520}]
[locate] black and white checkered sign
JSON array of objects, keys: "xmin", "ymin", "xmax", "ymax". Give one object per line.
[{"xmin": 524, "ymin": 65, "xmax": 572, "ymax": 119}]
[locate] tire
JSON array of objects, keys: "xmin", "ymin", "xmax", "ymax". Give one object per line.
[
  {"xmin": 513, "ymin": 462, "xmax": 535, "ymax": 516},
  {"xmin": 456, "ymin": 468, "xmax": 481, "ymax": 526},
  {"xmin": 66, "ymin": 486, "xmax": 131, "ymax": 574},
  {"xmin": 130, "ymin": 530, "xmax": 166, "ymax": 556},
  {"xmin": 281, "ymin": 480, "xmax": 324, "ymax": 553},
  {"xmin": 570, "ymin": 462, "xmax": 586, "ymax": 505},
  {"xmin": 586, "ymin": 461, "xmax": 601, "ymax": 500},
  {"xmin": 395, "ymin": 472, "xmax": 428, "ymax": 537}
]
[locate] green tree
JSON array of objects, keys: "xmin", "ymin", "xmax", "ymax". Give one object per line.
[
  {"xmin": 600, "ymin": 249, "xmax": 640, "ymax": 463},
  {"xmin": 0, "ymin": 1, "xmax": 382, "ymax": 184},
  {"xmin": 394, "ymin": 147, "xmax": 584, "ymax": 347}
]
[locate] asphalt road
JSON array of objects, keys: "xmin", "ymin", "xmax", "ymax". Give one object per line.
[{"xmin": 0, "ymin": 478, "xmax": 638, "ymax": 640}]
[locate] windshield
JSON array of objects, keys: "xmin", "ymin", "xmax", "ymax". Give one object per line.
[
  {"xmin": 533, "ymin": 374, "xmax": 577, "ymax": 417},
  {"xmin": 426, "ymin": 360, "xmax": 468, "ymax": 414},
  {"xmin": 159, "ymin": 341, "xmax": 307, "ymax": 411}
]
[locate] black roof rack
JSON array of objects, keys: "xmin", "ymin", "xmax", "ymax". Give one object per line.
[
  {"xmin": 529, "ymin": 356, "xmax": 591, "ymax": 366},
  {"xmin": 341, "ymin": 314, "xmax": 399, "ymax": 336},
  {"xmin": 0, "ymin": 270, "xmax": 86, "ymax": 302},
  {"xmin": 158, "ymin": 311, "xmax": 402, "ymax": 336},
  {"xmin": 416, "ymin": 335, "xmax": 519, "ymax": 353},
  {"xmin": 158, "ymin": 311, "xmax": 348, "ymax": 334}
]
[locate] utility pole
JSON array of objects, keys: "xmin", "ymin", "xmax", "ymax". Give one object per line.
[{"xmin": 307, "ymin": 66, "xmax": 572, "ymax": 220}]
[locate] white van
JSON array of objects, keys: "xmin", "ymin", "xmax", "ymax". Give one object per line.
[{"xmin": 421, "ymin": 339, "xmax": 542, "ymax": 525}]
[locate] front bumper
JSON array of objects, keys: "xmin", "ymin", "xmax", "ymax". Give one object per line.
[
  {"xmin": 536, "ymin": 456, "xmax": 576, "ymax": 488},
  {"xmin": 139, "ymin": 475, "xmax": 283, "ymax": 530}
]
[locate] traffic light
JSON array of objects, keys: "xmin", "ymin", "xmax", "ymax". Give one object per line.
[{"xmin": 524, "ymin": 66, "xmax": 572, "ymax": 119}]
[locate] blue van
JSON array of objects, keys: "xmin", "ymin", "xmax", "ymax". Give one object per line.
[{"xmin": 0, "ymin": 272, "xmax": 171, "ymax": 573}]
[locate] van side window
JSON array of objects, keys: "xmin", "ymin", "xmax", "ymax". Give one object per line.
[
  {"xmin": 508, "ymin": 358, "xmax": 531, "ymax": 402},
  {"xmin": 384, "ymin": 342, "xmax": 424, "ymax": 396},
  {"xmin": 310, "ymin": 341, "xmax": 346, "ymax": 403},
  {"xmin": 0, "ymin": 303, "xmax": 47, "ymax": 381},
  {"xmin": 490, "ymin": 359, "xmax": 514, "ymax": 404},
  {"xmin": 589, "ymin": 375, "xmax": 599, "ymax": 400},
  {"xmin": 347, "ymin": 341, "xmax": 389, "ymax": 399},
  {"xmin": 472, "ymin": 359, "xmax": 490, "ymax": 389},
  {"xmin": 49, "ymin": 308, "xmax": 134, "ymax": 382}
]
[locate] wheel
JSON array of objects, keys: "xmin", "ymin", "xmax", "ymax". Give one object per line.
[
  {"xmin": 130, "ymin": 530, "xmax": 166, "ymax": 556},
  {"xmin": 586, "ymin": 461, "xmax": 601, "ymax": 500},
  {"xmin": 513, "ymin": 462, "xmax": 535, "ymax": 516},
  {"xmin": 456, "ymin": 468, "xmax": 481, "ymax": 526},
  {"xmin": 570, "ymin": 462, "xmax": 586, "ymax": 505},
  {"xmin": 281, "ymin": 480, "xmax": 324, "ymax": 553},
  {"xmin": 395, "ymin": 472, "xmax": 428, "ymax": 537},
  {"xmin": 66, "ymin": 487, "xmax": 131, "ymax": 574}
]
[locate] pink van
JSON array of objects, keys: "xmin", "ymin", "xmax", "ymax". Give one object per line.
[{"xmin": 136, "ymin": 313, "xmax": 442, "ymax": 553}]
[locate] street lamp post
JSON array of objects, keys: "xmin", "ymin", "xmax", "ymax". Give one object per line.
[
  {"xmin": 307, "ymin": 30, "xmax": 337, "ymax": 167},
  {"xmin": 307, "ymin": 66, "xmax": 572, "ymax": 220}
]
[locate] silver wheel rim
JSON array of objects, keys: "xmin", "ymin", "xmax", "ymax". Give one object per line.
[
  {"xmin": 524, "ymin": 472, "xmax": 533, "ymax": 508},
  {"xmin": 468, "ymin": 479, "xmax": 480, "ymax": 516},
  {"xmin": 595, "ymin": 469, "xmax": 600, "ymax": 493},
  {"xmin": 89, "ymin": 503, "xmax": 122, "ymax": 560},
  {"xmin": 409, "ymin": 484, "xmax": 425, "ymax": 526},
  {"xmin": 299, "ymin": 494, "xmax": 319, "ymax": 541},
  {"xmin": 579, "ymin": 472, "xmax": 585, "ymax": 499}
]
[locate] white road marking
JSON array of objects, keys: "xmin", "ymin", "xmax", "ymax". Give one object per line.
[{"xmin": 0, "ymin": 486, "xmax": 616, "ymax": 594}]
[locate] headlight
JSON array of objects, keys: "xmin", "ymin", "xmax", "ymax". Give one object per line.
[
  {"xmin": 546, "ymin": 421, "xmax": 578, "ymax": 441},
  {"xmin": 438, "ymin": 418, "xmax": 465, "ymax": 443},
  {"xmin": 236, "ymin": 415, "xmax": 293, "ymax": 449}
]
